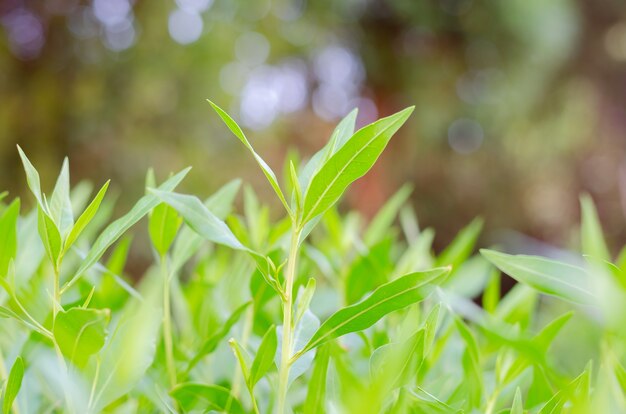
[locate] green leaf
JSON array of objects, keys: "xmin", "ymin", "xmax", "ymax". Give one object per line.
[
  {"xmin": 149, "ymin": 202, "xmax": 182, "ymax": 256},
  {"xmin": 295, "ymin": 278, "xmax": 316, "ymax": 325},
  {"xmin": 481, "ymin": 249, "xmax": 595, "ymax": 305},
  {"xmin": 63, "ymin": 180, "xmax": 110, "ymax": 254},
  {"xmin": 170, "ymin": 383, "xmax": 245, "ymax": 414},
  {"xmin": 207, "ymin": 100, "xmax": 292, "ymax": 216},
  {"xmin": 37, "ymin": 206, "xmax": 62, "ymax": 267},
  {"xmin": 454, "ymin": 317, "xmax": 482, "ymax": 408},
  {"xmin": 304, "ymin": 345, "xmax": 330, "ymax": 414},
  {"xmin": 580, "ymin": 194, "xmax": 611, "ymax": 263},
  {"xmin": 53, "ymin": 307, "xmax": 109, "ymax": 367},
  {"xmin": 299, "ymin": 108, "xmax": 358, "ymax": 193},
  {"xmin": 364, "ymin": 184, "xmax": 413, "ymax": 246},
  {"xmin": 49, "ymin": 158, "xmax": 74, "ymax": 237},
  {"xmin": 249, "ymin": 325, "xmax": 277, "ymax": 387},
  {"xmin": 297, "ymin": 267, "xmax": 449, "ymax": 356},
  {"xmin": 16, "ymin": 145, "xmax": 45, "ymax": 209},
  {"xmin": 289, "ymin": 160, "xmax": 303, "ymax": 213},
  {"xmin": 482, "ymin": 269, "xmax": 500, "ymax": 314},
  {"xmin": 151, "ymin": 190, "xmax": 245, "ymax": 251},
  {"xmin": 370, "ymin": 329, "xmax": 425, "ymax": 389},
  {"xmin": 435, "ymin": 218, "xmax": 483, "ymax": 270},
  {"xmin": 301, "ymin": 106, "xmax": 414, "ymax": 225},
  {"xmin": 532, "ymin": 311, "xmax": 573, "ymax": 352},
  {"xmin": 511, "ymin": 387, "xmax": 523, "ymax": 414},
  {"xmin": 90, "ymin": 282, "xmax": 161, "ymax": 411},
  {"xmin": 187, "ymin": 301, "xmax": 251, "ymax": 372},
  {"xmin": 2, "ymin": 356, "xmax": 24, "ymax": 414},
  {"xmin": 64, "ymin": 167, "xmax": 190, "ymax": 292},
  {"xmin": 0, "ymin": 199, "xmax": 19, "ymax": 277}
]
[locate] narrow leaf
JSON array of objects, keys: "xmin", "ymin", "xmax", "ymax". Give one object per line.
[
  {"xmin": 207, "ymin": 100, "xmax": 292, "ymax": 216},
  {"xmin": 304, "ymin": 345, "xmax": 330, "ymax": 414},
  {"xmin": 435, "ymin": 218, "xmax": 483, "ymax": 270},
  {"xmin": 298, "ymin": 267, "xmax": 449, "ymax": 355},
  {"xmin": 481, "ymin": 249, "xmax": 595, "ymax": 305},
  {"xmin": 249, "ymin": 325, "xmax": 277, "ymax": 387},
  {"xmin": 2, "ymin": 356, "xmax": 24, "ymax": 414},
  {"xmin": 37, "ymin": 206, "xmax": 62, "ymax": 267},
  {"xmin": 301, "ymin": 106, "xmax": 414, "ymax": 224},
  {"xmin": 65, "ymin": 168, "xmax": 190, "ymax": 291},
  {"xmin": 511, "ymin": 387, "xmax": 523, "ymax": 414},
  {"xmin": 63, "ymin": 180, "xmax": 110, "ymax": 254},
  {"xmin": 580, "ymin": 194, "xmax": 611, "ymax": 263},
  {"xmin": 0, "ymin": 199, "xmax": 19, "ymax": 277},
  {"xmin": 16, "ymin": 145, "xmax": 45, "ymax": 209},
  {"xmin": 149, "ymin": 202, "xmax": 182, "ymax": 256},
  {"xmin": 170, "ymin": 383, "xmax": 245, "ymax": 414}
]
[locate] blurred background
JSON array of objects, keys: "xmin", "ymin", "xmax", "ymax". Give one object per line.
[{"xmin": 1, "ymin": 0, "xmax": 625, "ymax": 255}]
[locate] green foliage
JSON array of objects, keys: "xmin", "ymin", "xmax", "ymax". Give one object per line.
[{"xmin": 1, "ymin": 109, "xmax": 624, "ymax": 414}]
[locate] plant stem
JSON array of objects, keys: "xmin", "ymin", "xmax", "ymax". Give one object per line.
[
  {"xmin": 161, "ymin": 255, "xmax": 177, "ymax": 388},
  {"xmin": 277, "ymin": 227, "xmax": 301, "ymax": 414},
  {"xmin": 53, "ymin": 267, "xmax": 60, "ymax": 321}
]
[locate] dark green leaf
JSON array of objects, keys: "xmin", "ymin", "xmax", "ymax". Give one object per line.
[{"xmin": 170, "ymin": 383, "xmax": 245, "ymax": 414}]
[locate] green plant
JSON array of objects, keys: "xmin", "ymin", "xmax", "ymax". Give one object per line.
[{"xmin": 0, "ymin": 103, "xmax": 624, "ymax": 414}]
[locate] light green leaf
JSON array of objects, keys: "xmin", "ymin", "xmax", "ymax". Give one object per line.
[
  {"xmin": 187, "ymin": 301, "xmax": 251, "ymax": 372},
  {"xmin": 249, "ymin": 325, "xmax": 277, "ymax": 387},
  {"xmin": 149, "ymin": 202, "xmax": 182, "ymax": 256},
  {"xmin": 370, "ymin": 329, "xmax": 425, "ymax": 389},
  {"xmin": 63, "ymin": 180, "xmax": 110, "ymax": 254},
  {"xmin": 511, "ymin": 387, "xmax": 523, "ymax": 414},
  {"xmin": 364, "ymin": 184, "xmax": 413, "ymax": 246},
  {"xmin": 64, "ymin": 167, "xmax": 190, "ymax": 292},
  {"xmin": 580, "ymin": 194, "xmax": 611, "ymax": 263},
  {"xmin": 90, "ymin": 281, "xmax": 161, "ymax": 411},
  {"xmin": 299, "ymin": 108, "xmax": 358, "ymax": 193},
  {"xmin": 297, "ymin": 267, "xmax": 449, "ymax": 356},
  {"xmin": 303, "ymin": 345, "xmax": 330, "ymax": 414},
  {"xmin": 2, "ymin": 356, "xmax": 24, "ymax": 414},
  {"xmin": 53, "ymin": 307, "xmax": 109, "ymax": 367},
  {"xmin": 207, "ymin": 100, "xmax": 292, "ymax": 216},
  {"xmin": 454, "ymin": 317, "xmax": 482, "ymax": 408},
  {"xmin": 49, "ymin": 158, "xmax": 74, "ymax": 237},
  {"xmin": 301, "ymin": 106, "xmax": 414, "ymax": 225},
  {"xmin": 532, "ymin": 311, "xmax": 573, "ymax": 351},
  {"xmin": 481, "ymin": 249, "xmax": 595, "ymax": 305},
  {"xmin": 0, "ymin": 199, "xmax": 19, "ymax": 277},
  {"xmin": 435, "ymin": 218, "xmax": 483, "ymax": 270},
  {"xmin": 170, "ymin": 383, "xmax": 245, "ymax": 414},
  {"xmin": 289, "ymin": 160, "xmax": 302, "ymax": 212},
  {"xmin": 16, "ymin": 145, "xmax": 45, "ymax": 210},
  {"xmin": 37, "ymin": 206, "xmax": 62, "ymax": 267},
  {"xmin": 151, "ymin": 190, "xmax": 245, "ymax": 251},
  {"xmin": 295, "ymin": 278, "xmax": 316, "ymax": 325}
]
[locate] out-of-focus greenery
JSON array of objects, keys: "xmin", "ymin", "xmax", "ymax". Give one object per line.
[{"xmin": 1, "ymin": 0, "xmax": 625, "ymax": 258}]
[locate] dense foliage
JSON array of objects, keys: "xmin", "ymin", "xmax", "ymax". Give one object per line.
[{"xmin": 0, "ymin": 105, "xmax": 624, "ymax": 413}]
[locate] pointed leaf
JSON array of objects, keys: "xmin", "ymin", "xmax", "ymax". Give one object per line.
[
  {"xmin": 63, "ymin": 180, "xmax": 110, "ymax": 254},
  {"xmin": 65, "ymin": 168, "xmax": 190, "ymax": 291},
  {"xmin": 37, "ymin": 206, "xmax": 62, "ymax": 267},
  {"xmin": 207, "ymin": 100, "xmax": 291, "ymax": 215},
  {"xmin": 149, "ymin": 202, "xmax": 182, "ymax": 256},
  {"xmin": 49, "ymin": 158, "xmax": 74, "ymax": 237},
  {"xmin": 298, "ymin": 267, "xmax": 449, "ymax": 355},
  {"xmin": 301, "ymin": 107, "xmax": 413, "ymax": 225},
  {"xmin": 0, "ymin": 199, "xmax": 19, "ymax": 277},
  {"xmin": 249, "ymin": 325, "xmax": 277, "ymax": 387},
  {"xmin": 299, "ymin": 108, "xmax": 358, "ymax": 192},
  {"xmin": 2, "ymin": 356, "xmax": 24, "ymax": 414},
  {"xmin": 511, "ymin": 387, "xmax": 523, "ymax": 414},
  {"xmin": 304, "ymin": 345, "xmax": 330, "ymax": 414},
  {"xmin": 580, "ymin": 194, "xmax": 611, "ymax": 263},
  {"xmin": 16, "ymin": 146, "xmax": 45, "ymax": 209},
  {"xmin": 481, "ymin": 249, "xmax": 595, "ymax": 305}
]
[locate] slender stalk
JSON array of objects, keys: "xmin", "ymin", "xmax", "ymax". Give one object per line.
[
  {"xmin": 53, "ymin": 267, "xmax": 61, "ymax": 321},
  {"xmin": 277, "ymin": 227, "xmax": 301, "ymax": 414},
  {"xmin": 161, "ymin": 255, "xmax": 177, "ymax": 388},
  {"xmin": 232, "ymin": 306, "xmax": 254, "ymax": 398}
]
